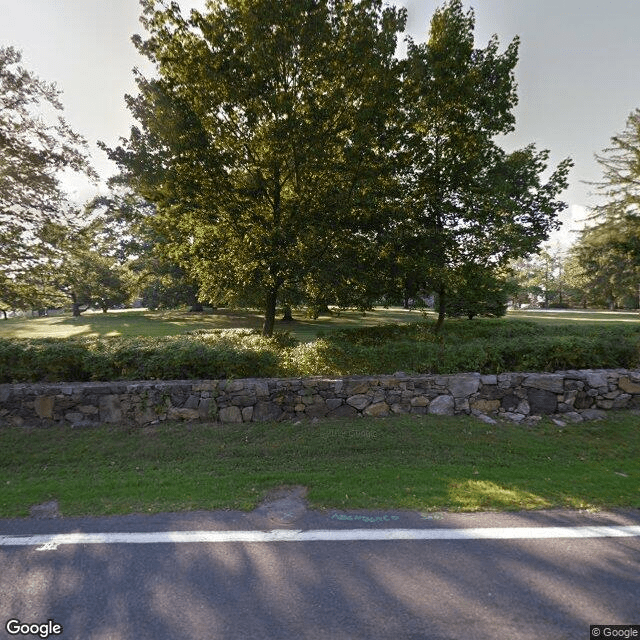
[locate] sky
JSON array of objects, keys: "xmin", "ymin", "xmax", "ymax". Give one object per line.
[{"xmin": 2, "ymin": 0, "xmax": 640, "ymax": 249}]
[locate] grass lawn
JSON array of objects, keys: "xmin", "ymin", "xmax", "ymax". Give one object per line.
[
  {"xmin": 2, "ymin": 412, "xmax": 638, "ymax": 518},
  {"xmin": 508, "ymin": 308, "xmax": 640, "ymax": 325},
  {"xmin": 1, "ymin": 307, "xmax": 638, "ymax": 343},
  {"xmin": 0, "ymin": 306, "xmax": 429, "ymax": 342}
]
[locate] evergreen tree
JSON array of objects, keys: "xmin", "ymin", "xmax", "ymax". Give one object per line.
[{"xmin": 571, "ymin": 109, "xmax": 640, "ymax": 308}]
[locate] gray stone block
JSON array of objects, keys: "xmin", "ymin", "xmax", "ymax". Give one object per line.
[
  {"xmin": 502, "ymin": 411, "xmax": 526, "ymax": 423},
  {"xmin": 527, "ymin": 388, "xmax": 557, "ymax": 415},
  {"xmin": 328, "ymin": 404, "xmax": 358, "ymax": 418},
  {"xmin": 219, "ymin": 405, "xmax": 243, "ymax": 423},
  {"xmin": 523, "ymin": 374, "xmax": 564, "ymax": 393},
  {"xmin": 585, "ymin": 372, "xmax": 608, "ymax": 389},
  {"xmin": 364, "ymin": 402, "xmax": 389, "ymax": 417},
  {"xmin": 305, "ymin": 402, "xmax": 329, "ymax": 418},
  {"xmin": 346, "ymin": 394, "xmax": 371, "ymax": 410},
  {"xmin": 579, "ymin": 409, "xmax": 607, "ymax": 421},
  {"xmin": 99, "ymin": 395, "xmax": 122, "ymax": 423},
  {"xmin": 448, "ymin": 375, "xmax": 480, "ymax": 398},
  {"xmin": 252, "ymin": 400, "xmax": 282, "ymax": 422},
  {"xmin": 428, "ymin": 395, "xmax": 455, "ymax": 415}
]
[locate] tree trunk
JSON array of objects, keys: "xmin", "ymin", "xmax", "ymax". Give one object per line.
[
  {"xmin": 1, "ymin": 309, "xmax": 7, "ymax": 320},
  {"xmin": 262, "ymin": 287, "xmax": 278, "ymax": 337},
  {"xmin": 434, "ymin": 285, "xmax": 446, "ymax": 333},
  {"xmin": 189, "ymin": 302, "xmax": 204, "ymax": 312},
  {"xmin": 71, "ymin": 292, "xmax": 82, "ymax": 317},
  {"xmin": 403, "ymin": 276, "xmax": 415, "ymax": 309},
  {"xmin": 71, "ymin": 293, "xmax": 88, "ymax": 317},
  {"xmin": 281, "ymin": 306, "xmax": 293, "ymax": 322}
]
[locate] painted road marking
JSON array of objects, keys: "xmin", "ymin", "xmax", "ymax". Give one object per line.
[{"xmin": 1, "ymin": 526, "xmax": 640, "ymax": 550}]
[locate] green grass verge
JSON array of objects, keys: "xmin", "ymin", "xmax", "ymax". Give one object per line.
[{"xmin": 2, "ymin": 413, "xmax": 638, "ymax": 518}]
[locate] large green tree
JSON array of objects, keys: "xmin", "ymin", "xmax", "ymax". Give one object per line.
[
  {"xmin": 0, "ymin": 46, "xmax": 96, "ymax": 312},
  {"xmin": 591, "ymin": 108, "xmax": 640, "ymax": 219},
  {"xmin": 18, "ymin": 216, "xmax": 135, "ymax": 316},
  {"xmin": 510, "ymin": 248, "xmax": 569, "ymax": 308},
  {"xmin": 103, "ymin": 0, "xmax": 405, "ymax": 335},
  {"xmin": 397, "ymin": 0, "xmax": 572, "ymax": 330}
]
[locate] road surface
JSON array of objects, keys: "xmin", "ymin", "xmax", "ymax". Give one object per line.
[{"xmin": 1, "ymin": 498, "xmax": 639, "ymax": 640}]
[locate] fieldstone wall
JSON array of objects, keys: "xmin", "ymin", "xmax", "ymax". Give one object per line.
[{"xmin": 2, "ymin": 369, "xmax": 640, "ymax": 428}]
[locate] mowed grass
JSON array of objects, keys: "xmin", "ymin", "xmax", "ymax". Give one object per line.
[
  {"xmin": 1, "ymin": 412, "xmax": 638, "ymax": 518},
  {"xmin": 2, "ymin": 307, "xmax": 638, "ymax": 343},
  {"xmin": 0, "ymin": 307, "xmax": 428, "ymax": 342},
  {"xmin": 508, "ymin": 308, "xmax": 640, "ymax": 325}
]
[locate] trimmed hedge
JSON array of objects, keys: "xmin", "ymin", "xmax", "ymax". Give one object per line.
[
  {"xmin": 282, "ymin": 320, "xmax": 640, "ymax": 376},
  {"xmin": 0, "ymin": 330, "xmax": 284, "ymax": 383},
  {"xmin": 1, "ymin": 320, "xmax": 639, "ymax": 382}
]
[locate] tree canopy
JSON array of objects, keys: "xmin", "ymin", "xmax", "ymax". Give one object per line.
[
  {"xmin": 104, "ymin": 0, "xmax": 406, "ymax": 335},
  {"xmin": 567, "ymin": 109, "xmax": 640, "ymax": 309},
  {"xmin": 0, "ymin": 46, "xmax": 96, "ymax": 313},
  {"xmin": 100, "ymin": 0, "xmax": 571, "ymax": 334},
  {"xmin": 396, "ymin": 0, "xmax": 571, "ymax": 329}
]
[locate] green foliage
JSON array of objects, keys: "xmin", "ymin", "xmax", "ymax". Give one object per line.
[
  {"xmin": 0, "ymin": 338, "xmax": 95, "ymax": 382},
  {"xmin": 282, "ymin": 320, "xmax": 640, "ymax": 377},
  {"xmin": 445, "ymin": 266, "xmax": 511, "ymax": 319},
  {"xmin": 0, "ymin": 46, "xmax": 96, "ymax": 314},
  {"xmin": 570, "ymin": 212, "xmax": 640, "ymax": 309},
  {"xmin": 565, "ymin": 109, "xmax": 640, "ymax": 309},
  {"xmin": 85, "ymin": 192, "xmax": 204, "ymax": 311},
  {"xmin": 0, "ymin": 330, "xmax": 290, "ymax": 383},
  {"xmin": 2, "ymin": 319, "xmax": 639, "ymax": 382},
  {"xmin": 396, "ymin": 1, "xmax": 572, "ymax": 329},
  {"xmin": 104, "ymin": 0, "xmax": 406, "ymax": 336},
  {"xmin": 101, "ymin": 0, "xmax": 572, "ymax": 337}
]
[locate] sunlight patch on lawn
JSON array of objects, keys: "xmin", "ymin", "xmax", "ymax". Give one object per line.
[{"xmin": 448, "ymin": 479, "xmax": 551, "ymax": 511}]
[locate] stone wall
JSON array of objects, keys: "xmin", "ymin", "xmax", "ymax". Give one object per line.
[{"xmin": 2, "ymin": 369, "xmax": 640, "ymax": 428}]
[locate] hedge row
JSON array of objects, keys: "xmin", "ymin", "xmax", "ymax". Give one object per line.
[
  {"xmin": 0, "ymin": 330, "xmax": 285, "ymax": 383},
  {"xmin": 1, "ymin": 321, "xmax": 639, "ymax": 383}
]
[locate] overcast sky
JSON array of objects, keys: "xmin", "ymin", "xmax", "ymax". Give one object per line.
[{"xmin": 2, "ymin": 0, "xmax": 640, "ymax": 248}]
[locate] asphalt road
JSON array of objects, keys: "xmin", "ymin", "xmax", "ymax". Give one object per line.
[{"xmin": 1, "ymin": 503, "xmax": 639, "ymax": 640}]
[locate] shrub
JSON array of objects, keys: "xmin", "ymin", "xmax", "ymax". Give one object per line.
[
  {"xmin": 1, "ymin": 318, "xmax": 638, "ymax": 382},
  {"xmin": 0, "ymin": 338, "xmax": 94, "ymax": 383},
  {"xmin": 0, "ymin": 333, "xmax": 283, "ymax": 382}
]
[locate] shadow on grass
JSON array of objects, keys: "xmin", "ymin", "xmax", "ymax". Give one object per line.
[
  {"xmin": 0, "ymin": 306, "xmax": 428, "ymax": 341},
  {"xmin": 2, "ymin": 413, "xmax": 639, "ymax": 638}
]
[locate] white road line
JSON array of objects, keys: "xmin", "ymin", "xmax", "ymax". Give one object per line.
[{"xmin": 1, "ymin": 526, "xmax": 640, "ymax": 550}]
